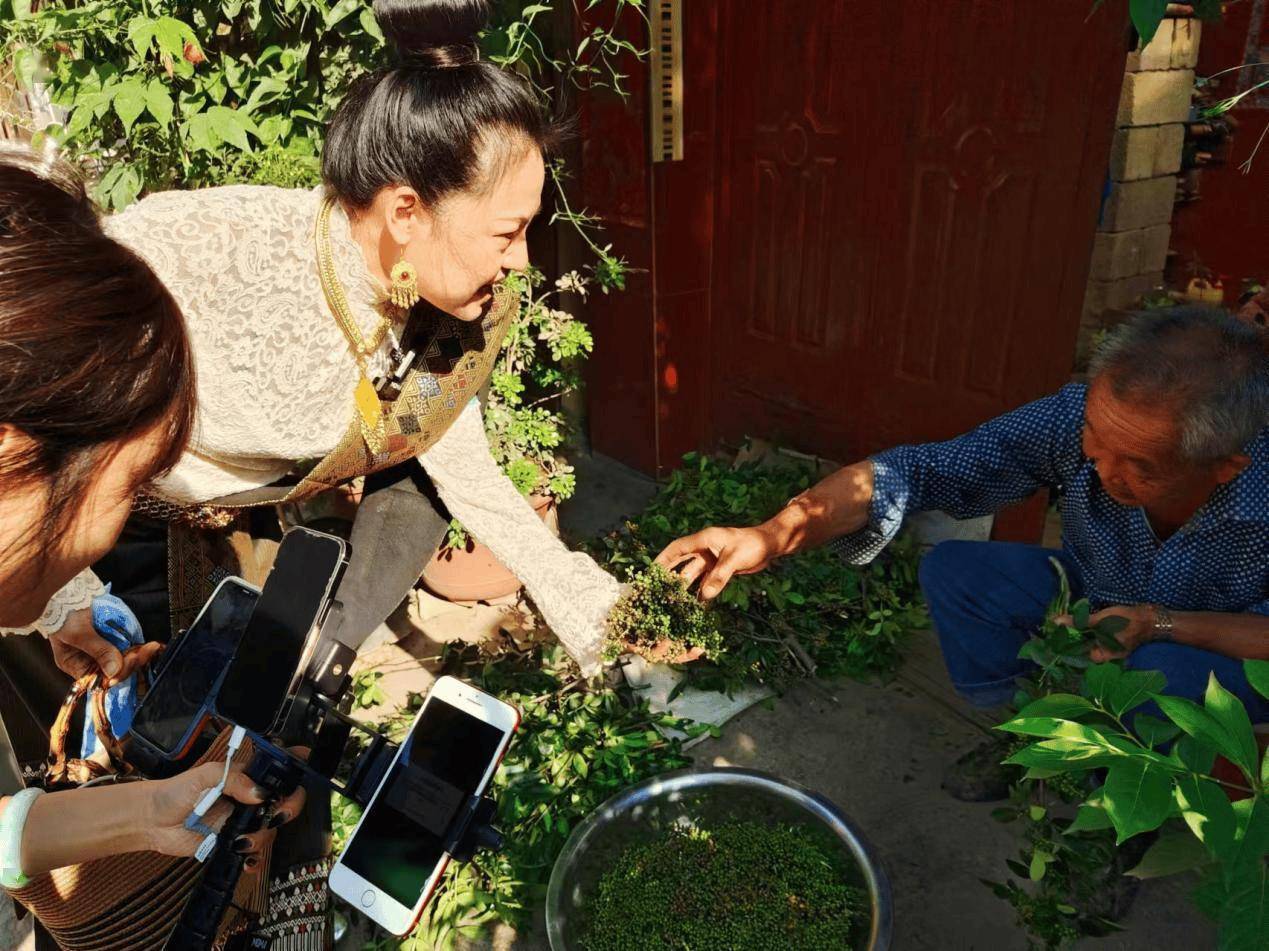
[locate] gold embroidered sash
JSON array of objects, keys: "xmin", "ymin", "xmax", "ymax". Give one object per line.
[
  {"xmin": 216, "ymin": 283, "xmax": 515, "ymax": 507},
  {"xmin": 140, "ymin": 282, "xmax": 517, "ymax": 521}
]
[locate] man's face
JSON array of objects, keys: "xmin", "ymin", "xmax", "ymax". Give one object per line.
[{"xmin": 1082, "ymin": 375, "xmax": 1247, "ymax": 521}]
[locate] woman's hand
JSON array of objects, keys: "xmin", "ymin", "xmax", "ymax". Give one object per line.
[
  {"xmin": 48, "ymin": 609, "xmax": 162, "ymax": 686},
  {"xmin": 143, "ymin": 758, "xmax": 308, "ymax": 861}
]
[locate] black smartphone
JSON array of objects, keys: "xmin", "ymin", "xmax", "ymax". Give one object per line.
[
  {"xmin": 127, "ymin": 576, "xmax": 259, "ymax": 764},
  {"xmin": 215, "ymin": 527, "xmax": 348, "ymax": 734}
]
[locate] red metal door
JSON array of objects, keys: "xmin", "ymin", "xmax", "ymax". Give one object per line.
[{"xmin": 706, "ymin": 1, "xmax": 1129, "ymax": 463}]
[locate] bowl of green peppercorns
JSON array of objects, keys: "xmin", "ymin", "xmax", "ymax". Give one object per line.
[{"xmin": 545, "ymin": 767, "xmax": 892, "ymax": 951}]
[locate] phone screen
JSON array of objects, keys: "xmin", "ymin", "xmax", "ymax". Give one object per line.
[
  {"xmin": 216, "ymin": 530, "xmax": 345, "ymax": 732},
  {"xmin": 129, "ymin": 580, "xmax": 258, "ymax": 754},
  {"xmin": 341, "ymin": 698, "xmax": 508, "ymax": 909}
]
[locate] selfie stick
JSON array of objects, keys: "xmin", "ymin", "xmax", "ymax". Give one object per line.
[{"xmin": 165, "ymin": 622, "xmax": 505, "ymax": 950}]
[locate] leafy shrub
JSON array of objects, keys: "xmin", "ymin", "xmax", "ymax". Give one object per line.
[{"xmin": 989, "ymin": 561, "xmax": 1269, "ymax": 951}]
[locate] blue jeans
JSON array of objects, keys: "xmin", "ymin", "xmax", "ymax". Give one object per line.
[{"xmin": 919, "ymin": 540, "xmax": 1269, "ymax": 723}]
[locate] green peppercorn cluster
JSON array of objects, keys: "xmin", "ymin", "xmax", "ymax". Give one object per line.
[
  {"xmin": 579, "ymin": 820, "xmax": 870, "ymax": 950},
  {"xmin": 603, "ymin": 563, "xmax": 725, "ymax": 663}
]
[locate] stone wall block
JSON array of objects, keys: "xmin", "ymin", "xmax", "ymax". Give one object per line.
[{"xmin": 1117, "ymin": 69, "xmax": 1195, "ymax": 127}]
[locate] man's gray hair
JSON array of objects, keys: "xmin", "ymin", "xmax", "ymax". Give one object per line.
[{"xmin": 1088, "ymin": 307, "xmax": 1269, "ymax": 462}]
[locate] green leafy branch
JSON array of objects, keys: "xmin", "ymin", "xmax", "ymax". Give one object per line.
[{"xmin": 995, "ymin": 641, "xmax": 1269, "ymax": 950}]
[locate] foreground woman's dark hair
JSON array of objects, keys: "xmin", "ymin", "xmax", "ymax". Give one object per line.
[{"xmin": 0, "ymin": 152, "xmax": 194, "ymax": 546}]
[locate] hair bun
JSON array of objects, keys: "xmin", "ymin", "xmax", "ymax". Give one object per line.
[{"xmin": 374, "ymin": 0, "xmax": 489, "ymax": 68}]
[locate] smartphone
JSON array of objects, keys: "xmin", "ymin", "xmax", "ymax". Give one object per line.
[
  {"xmin": 127, "ymin": 576, "xmax": 260, "ymax": 767},
  {"xmin": 215, "ymin": 527, "xmax": 348, "ymax": 734},
  {"xmin": 329, "ymin": 676, "xmax": 519, "ymax": 935}
]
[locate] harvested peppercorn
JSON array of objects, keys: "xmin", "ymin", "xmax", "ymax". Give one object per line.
[
  {"xmin": 603, "ymin": 563, "xmax": 724, "ymax": 664},
  {"xmin": 579, "ymin": 820, "xmax": 870, "ymax": 950}
]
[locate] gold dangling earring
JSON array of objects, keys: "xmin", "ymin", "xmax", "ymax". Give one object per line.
[{"xmin": 388, "ymin": 253, "xmax": 421, "ymax": 310}]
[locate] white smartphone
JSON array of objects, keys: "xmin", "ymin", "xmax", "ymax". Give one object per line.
[{"xmin": 329, "ymin": 675, "xmax": 519, "ymax": 936}]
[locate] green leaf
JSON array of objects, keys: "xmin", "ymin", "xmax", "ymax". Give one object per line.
[
  {"xmin": 113, "ymin": 79, "xmax": 147, "ymax": 133},
  {"xmin": 1133, "ymin": 713, "xmax": 1182, "ymax": 748},
  {"xmin": 325, "ymin": 0, "xmax": 361, "ymax": 28},
  {"xmin": 997, "ymin": 717, "xmax": 1115, "ymax": 746},
  {"xmin": 1245, "ymin": 660, "xmax": 1269, "ymax": 703},
  {"xmin": 1029, "ymin": 849, "xmax": 1051, "ymax": 881},
  {"xmin": 1174, "ymin": 776, "xmax": 1237, "ymax": 861},
  {"xmin": 1108, "ymin": 668, "xmax": 1167, "ymax": 717},
  {"xmin": 1072, "ymin": 600, "xmax": 1090, "ymax": 630},
  {"xmin": 64, "ymin": 100, "xmax": 97, "ymax": 137},
  {"xmin": 109, "ymin": 165, "xmax": 142, "ymax": 210},
  {"xmin": 207, "ymin": 105, "xmax": 253, "ymax": 151},
  {"xmin": 1157, "ymin": 693, "xmax": 1247, "ymax": 775},
  {"xmin": 1094, "ymin": 615, "xmax": 1129, "ymax": 636},
  {"xmin": 127, "ymin": 16, "xmax": 155, "ymax": 55},
  {"xmin": 145, "ymin": 79, "xmax": 173, "ymax": 125},
  {"xmin": 1015, "ymin": 693, "xmax": 1099, "ymax": 721},
  {"xmin": 153, "ymin": 16, "xmax": 196, "ymax": 59},
  {"xmin": 1129, "ymin": 0, "xmax": 1170, "ymax": 47},
  {"xmin": 1066, "ymin": 802, "xmax": 1115, "ymax": 834},
  {"xmin": 360, "ymin": 7, "xmax": 385, "ymax": 42},
  {"xmin": 1174, "ymin": 734, "xmax": 1219, "ymax": 775},
  {"xmin": 1126, "ymin": 828, "xmax": 1213, "ymax": 879},
  {"xmin": 184, "ymin": 111, "xmax": 218, "ymax": 152},
  {"xmin": 1204, "ymin": 672, "xmax": 1259, "ymax": 782},
  {"xmin": 1218, "ymin": 798, "xmax": 1269, "ymax": 951},
  {"xmin": 13, "ymin": 47, "xmax": 38, "ymax": 90},
  {"xmin": 1102, "ymin": 759, "xmax": 1174, "ymax": 843},
  {"xmin": 1004, "ymin": 738, "xmax": 1123, "ymax": 772},
  {"xmin": 1084, "ymin": 662, "xmax": 1122, "ymax": 704},
  {"xmin": 1218, "ymin": 868, "xmax": 1268, "ymax": 951}
]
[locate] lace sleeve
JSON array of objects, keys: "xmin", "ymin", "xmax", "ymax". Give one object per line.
[
  {"xmin": 417, "ymin": 400, "xmax": 620, "ymax": 676},
  {"xmin": 0, "ymin": 569, "xmax": 104, "ymax": 637}
]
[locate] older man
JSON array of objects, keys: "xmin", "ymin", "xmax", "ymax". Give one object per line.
[{"xmin": 657, "ymin": 309, "xmax": 1269, "ymax": 798}]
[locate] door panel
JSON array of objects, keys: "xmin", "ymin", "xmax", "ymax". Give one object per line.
[{"xmin": 707, "ymin": 0, "xmax": 1129, "ymax": 462}]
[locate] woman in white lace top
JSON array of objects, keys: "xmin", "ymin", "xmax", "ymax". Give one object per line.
[{"xmin": 14, "ymin": 0, "xmax": 622, "ymax": 679}]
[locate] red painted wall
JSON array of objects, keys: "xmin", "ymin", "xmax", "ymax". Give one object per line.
[{"xmin": 1169, "ymin": 5, "xmax": 1269, "ymax": 299}]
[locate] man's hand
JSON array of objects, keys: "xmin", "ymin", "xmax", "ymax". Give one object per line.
[
  {"xmin": 1056, "ymin": 604, "xmax": 1155, "ymax": 662},
  {"xmin": 49, "ymin": 608, "xmax": 162, "ymax": 687},
  {"xmin": 655, "ymin": 525, "xmax": 781, "ymax": 601}
]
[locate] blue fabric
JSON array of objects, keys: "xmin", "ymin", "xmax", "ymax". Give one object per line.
[
  {"xmin": 80, "ymin": 586, "xmax": 144, "ymax": 759},
  {"xmin": 920, "ymin": 540, "xmax": 1269, "ymax": 723},
  {"xmin": 868, "ymin": 383, "xmax": 1269, "ymax": 617}
]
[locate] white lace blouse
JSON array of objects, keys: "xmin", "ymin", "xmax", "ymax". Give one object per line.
[{"xmin": 2, "ymin": 186, "xmax": 615, "ymax": 674}]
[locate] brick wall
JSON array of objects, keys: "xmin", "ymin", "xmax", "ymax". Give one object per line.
[{"xmin": 1079, "ymin": 16, "xmax": 1201, "ymax": 362}]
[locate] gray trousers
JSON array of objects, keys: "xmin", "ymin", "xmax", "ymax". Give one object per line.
[{"xmin": 331, "ymin": 460, "xmax": 450, "ymax": 651}]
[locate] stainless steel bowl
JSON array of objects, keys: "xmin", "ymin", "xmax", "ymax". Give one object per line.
[{"xmin": 545, "ymin": 767, "xmax": 893, "ymax": 950}]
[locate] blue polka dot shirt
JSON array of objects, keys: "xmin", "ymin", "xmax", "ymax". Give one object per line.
[{"xmin": 835, "ymin": 383, "xmax": 1269, "ymax": 615}]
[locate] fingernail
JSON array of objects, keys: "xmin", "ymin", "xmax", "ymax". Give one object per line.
[
  {"xmin": 232, "ymin": 836, "xmax": 252, "ymax": 854},
  {"xmin": 251, "ymin": 785, "xmax": 269, "ymax": 800},
  {"xmin": 267, "ymin": 811, "xmax": 289, "ymax": 829},
  {"xmin": 104, "ymin": 659, "xmax": 121, "ymax": 677}
]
